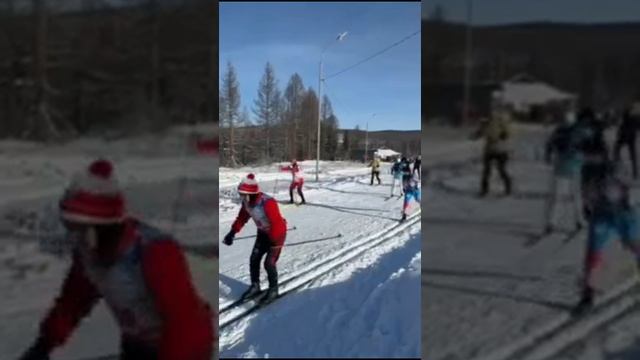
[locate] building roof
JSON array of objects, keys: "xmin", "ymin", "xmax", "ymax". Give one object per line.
[
  {"xmin": 497, "ymin": 76, "xmax": 576, "ymax": 110},
  {"xmin": 374, "ymin": 148, "xmax": 401, "ymax": 157}
]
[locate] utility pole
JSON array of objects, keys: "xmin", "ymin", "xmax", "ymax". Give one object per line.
[
  {"xmin": 316, "ymin": 60, "xmax": 323, "ymax": 182},
  {"xmin": 462, "ymin": 0, "xmax": 474, "ymax": 126},
  {"xmin": 364, "ymin": 122, "xmax": 369, "ymax": 163}
]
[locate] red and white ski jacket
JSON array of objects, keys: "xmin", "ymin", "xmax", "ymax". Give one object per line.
[
  {"xmin": 231, "ymin": 193, "xmax": 287, "ymax": 246},
  {"xmin": 39, "ymin": 218, "xmax": 214, "ymax": 360},
  {"xmin": 280, "ymin": 164, "xmax": 304, "ymax": 184}
]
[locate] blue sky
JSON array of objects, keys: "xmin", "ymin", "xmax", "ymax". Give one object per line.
[
  {"xmin": 219, "ymin": 2, "xmax": 421, "ymax": 131},
  {"xmin": 423, "ymin": 0, "xmax": 640, "ymax": 25}
]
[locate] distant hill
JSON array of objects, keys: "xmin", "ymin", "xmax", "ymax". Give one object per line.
[{"xmin": 424, "ymin": 20, "xmax": 640, "ymax": 121}]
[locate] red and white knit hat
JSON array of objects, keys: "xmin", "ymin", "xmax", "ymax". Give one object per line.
[
  {"xmin": 238, "ymin": 173, "xmax": 260, "ymax": 195},
  {"xmin": 59, "ymin": 159, "xmax": 126, "ymax": 224}
]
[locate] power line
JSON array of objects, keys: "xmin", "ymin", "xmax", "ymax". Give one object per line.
[{"xmin": 325, "ymin": 29, "xmax": 420, "ymax": 80}]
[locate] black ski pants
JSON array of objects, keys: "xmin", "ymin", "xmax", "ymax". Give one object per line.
[
  {"xmin": 480, "ymin": 152, "xmax": 512, "ymax": 195},
  {"xmin": 250, "ymin": 230, "xmax": 282, "ymax": 289},
  {"xmin": 371, "ymin": 170, "xmax": 381, "ymax": 185}
]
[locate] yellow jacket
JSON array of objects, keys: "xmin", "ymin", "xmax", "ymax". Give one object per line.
[
  {"xmin": 473, "ymin": 112, "xmax": 511, "ymax": 154},
  {"xmin": 369, "ymin": 158, "xmax": 381, "ymax": 171}
]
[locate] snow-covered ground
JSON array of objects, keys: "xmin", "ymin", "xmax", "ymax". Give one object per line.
[
  {"xmin": 423, "ymin": 124, "xmax": 640, "ymax": 360},
  {"xmin": 219, "ymin": 160, "xmax": 422, "ymax": 358},
  {"xmin": 0, "ymin": 125, "xmax": 217, "ymax": 360}
]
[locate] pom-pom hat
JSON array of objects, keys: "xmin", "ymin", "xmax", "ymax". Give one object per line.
[
  {"xmin": 59, "ymin": 159, "xmax": 126, "ymax": 224},
  {"xmin": 238, "ymin": 173, "xmax": 260, "ymax": 194}
]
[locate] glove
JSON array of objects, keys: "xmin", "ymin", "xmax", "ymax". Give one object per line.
[
  {"xmin": 19, "ymin": 338, "xmax": 50, "ymax": 360},
  {"xmin": 223, "ymin": 231, "xmax": 235, "ymax": 246}
]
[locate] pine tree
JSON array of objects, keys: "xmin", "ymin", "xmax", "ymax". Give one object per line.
[
  {"xmin": 253, "ymin": 62, "xmax": 282, "ymax": 161},
  {"xmin": 220, "ymin": 61, "xmax": 241, "ymax": 166},
  {"xmin": 283, "ymin": 73, "xmax": 305, "ymax": 160}
]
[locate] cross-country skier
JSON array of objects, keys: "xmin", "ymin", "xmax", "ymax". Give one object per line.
[
  {"xmin": 19, "ymin": 159, "xmax": 214, "ymax": 360},
  {"xmin": 280, "ymin": 159, "xmax": 305, "ymax": 204},
  {"xmin": 222, "ymin": 173, "xmax": 287, "ymax": 305},
  {"xmin": 400, "ymin": 156, "xmax": 413, "ymax": 183},
  {"xmin": 543, "ymin": 110, "xmax": 588, "ymax": 234},
  {"xmin": 577, "ymin": 107, "xmax": 610, "ymax": 220},
  {"xmin": 369, "ymin": 154, "xmax": 382, "ymax": 185},
  {"xmin": 471, "ymin": 107, "xmax": 513, "ymax": 197},
  {"xmin": 573, "ymin": 160, "xmax": 640, "ymax": 315},
  {"xmin": 401, "ymin": 173, "xmax": 421, "ymax": 222},
  {"xmin": 413, "ymin": 155, "xmax": 422, "ymax": 180},
  {"xmin": 614, "ymin": 107, "xmax": 640, "ymax": 179},
  {"xmin": 390, "ymin": 158, "xmax": 403, "ymax": 197}
]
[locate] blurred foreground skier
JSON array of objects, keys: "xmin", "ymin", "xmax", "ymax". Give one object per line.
[
  {"xmin": 223, "ymin": 173, "xmax": 287, "ymax": 305},
  {"xmin": 573, "ymin": 160, "xmax": 640, "ymax": 315},
  {"xmin": 280, "ymin": 159, "xmax": 305, "ymax": 204},
  {"xmin": 20, "ymin": 159, "xmax": 214, "ymax": 360}
]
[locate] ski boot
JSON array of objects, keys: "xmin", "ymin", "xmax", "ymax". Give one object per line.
[
  {"xmin": 260, "ymin": 286, "xmax": 279, "ymax": 305},
  {"xmin": 575, "ymin": 221, "xmax": 584, "ymax": 231},
  {"xmin": 571, "ymin": 287, "xmax": 594, "ymax": 317},
  {"xmin": 400, "ymin": 213, "xmax": 407, "ymax": 222},
  {"xmin": 543, "ymin": 224, "xmax": 553, "ymax": 236},
  {"xmin": 240, "ymin": 282, "xmax": 261, "ymax": 301}
]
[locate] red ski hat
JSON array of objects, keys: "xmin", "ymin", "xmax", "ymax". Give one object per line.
[
  {"xmin": 238, "ymin": 173, "xmax": 260, "ymax": 194},
  {"xmin": 59, "ymin": 159, "xmax": 126, "ymax": 224}
]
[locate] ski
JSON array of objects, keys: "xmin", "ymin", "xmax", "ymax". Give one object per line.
[
  {"xmin": 220, "ymin": 292, "xmax": 284, "ymax": 331},
  {"xmin": 220, "ymin": 291, "xmax": 265, "ymax": 315},
  {"xmin": 524, "ymin": 227, "xmax": 583, "ymax": 248},
  {"xmin": 562, "ymin": 227, "xmax": 583, "ymax": 244}
]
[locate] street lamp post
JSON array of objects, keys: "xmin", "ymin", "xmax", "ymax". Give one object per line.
[
  {"xmin": 364, "ymin": 113, "xmax": 375, "ymax": 163},
  {"xmin": 316, "ymin": 32, "xmax": 347, "ymax": 182}
]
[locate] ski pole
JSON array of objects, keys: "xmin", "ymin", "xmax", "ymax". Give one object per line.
[
  {"xmin": 284, "ymin": 233, "xmax": 343, "ymax": 247},
  {"xmin": 232, "ymin": 226, "xmax": 298, "ymax": 241}
]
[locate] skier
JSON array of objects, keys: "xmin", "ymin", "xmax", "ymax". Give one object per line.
[
  {"xmin": 19, "ymin": 159, "xmax": 214, "ymax": 360},
  {"xmin": 222, "ymin": 173, "xmax": 287, "ymax": 305},
  {"xmin": 578, "ymin": 107, "xmax": 610, "ymax": 220},
  {"xmin": 368, "ymin": 154, "xmax": 382, "ymax": 185},
  {"xmin": 390, "ymin": 158, "xmax": 403, "ymax": 197},
  {"xmin": 413, "ymin": 155, "xmax": 422, "ymax": 180},
  {"xmin": 543, "ymin": 110, "xmax": 587, "ymax": 234},
  {"xmin": 614, "ymin": 107, "xmax": 639, "ymax": 179},
  {"xmin": 401, "ymin": 173, "xmax": 421, "ymax": 222},
  {"xmin": 400, "ymin": 156, "xmax": 413, "ymax": 183},
  {"xmin": 280, "ymin": 159, "xmax": 305, "ymax": 204},
  {"xmin": 471, "ymin": 106, "xmax": 513, "ymax": 197},
  {"xmin": 573, "ymin": 160, "xmax": 640, "ymax": 315}
]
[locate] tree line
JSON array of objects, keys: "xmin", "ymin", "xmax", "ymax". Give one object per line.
[
  {"xmin": 0, "ymin": 0, "xmax": 214, "ymax": 141},
  {"xmin": 219, "ymin": 61, "xmax": 351, "ymax": 167}
]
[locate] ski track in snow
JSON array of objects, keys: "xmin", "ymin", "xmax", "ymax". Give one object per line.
[
  {"xmin": 0, "ymin": 126, "xmax": 218, "ymax": 360},
  {"xmin": 220, "ymin": 218, "xmax": 421, "ymax": 358},
  {"xmin": 219, "ymin": 161, "xmax": 421, "ymax": 358},
  {"xmin": 424, "ymin": 124, "xmax": 640, "ymax": 360}
]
